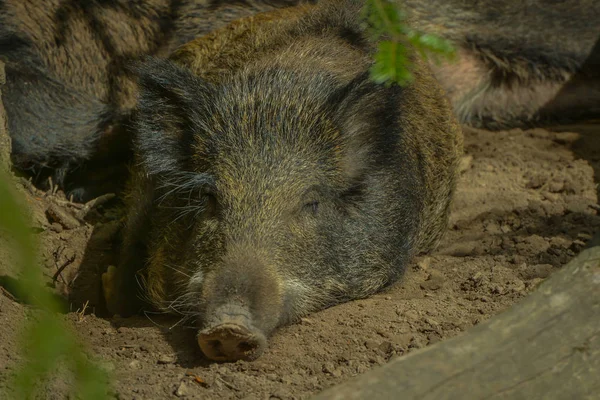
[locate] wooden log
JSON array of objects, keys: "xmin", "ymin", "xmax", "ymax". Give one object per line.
[{"xmin": 314, "ymin": 247, "xmax": 600, "ymax": 400}]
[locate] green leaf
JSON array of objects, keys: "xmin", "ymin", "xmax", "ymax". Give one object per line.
[
  {"xmin": 362, "ymin": 0, "xmax": 456, "ymax": 86},
  {"xmin": 1, "ymin": 171, "xmax": 110, "ymax": 399}
]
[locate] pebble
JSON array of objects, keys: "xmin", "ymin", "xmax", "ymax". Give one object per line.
[
  {"xmin": 439, "ymin": 241, "xmax": 477, "ymax": 257},
  {"xmin": 511, "ymin": 278, "xmax": 526, "ymax": 293},
  {"xmin": 420, "ymin": 271, "xmax": 445, "ymax": 291},
  {"xmin": 364, "ymin": 340, "xmax": 379, "ymax": 350},
  {"xmin": 46, "ymin": 203, "xmax": 80, "ymax": 229},
  {"xmin": 391, "ymin": 333, "xmax": 413, "ymax": 348},
  {"xmin": 521, "ymin": 264, "xmax": 554, "ymax": 280},
  {"xmin": 49, "ymin": 222, "xmax": 63, "ymax": 233},
  {"xmin": 378, "ymin": 341, "xmax": 393, "ymax": 354},
  {"xmin": 403, "ymin": 310, "xmax": 419, "ymax": 320},
  {"xmin": 157, "ymin": 354, "xmax": 177, "ymax": 364},
  {"xmin": 174, "ymin": 382, "xmax": 189, "ymax": 397}
]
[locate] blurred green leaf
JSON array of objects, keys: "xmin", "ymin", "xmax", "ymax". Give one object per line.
[
  {"xmin": 0, "ymin": 172, "xmax": 109, "ymax": 399},
  {"xmin": 363, "ymin": 0, "xmax": 456, "ymax": 86}
]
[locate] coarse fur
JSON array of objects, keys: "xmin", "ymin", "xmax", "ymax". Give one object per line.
[
  {"xmin": 0, "ymin": 0, "xmax": 305, "ymax": 195},
  {"xmin": 0, "ymin": 0, "xmax": 597, "ymax": 194},
  {"xmin": 103, "ymin": 0, "xmax": 462, "ymax": 359},
  {"xmin": 404, "ymin": 0, "xmax": 600, "ymax": 129}
]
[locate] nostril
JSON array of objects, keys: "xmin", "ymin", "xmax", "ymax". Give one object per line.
[
  {"xmin": 208, "ymin": 339, "xmax": 222, "ymax": 352},
  {"xmin": 198, "ymin": 323, "xmax": 267, "ymax": 361},
  {"xmin": 204, "ymin": 339, "xmax": 226, "ymax": 358},
  {"xmin": 237, "ymin": 341, "xmax": 256, "ymax": 354}
]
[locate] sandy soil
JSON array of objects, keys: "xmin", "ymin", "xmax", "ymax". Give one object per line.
[{"xmin": 1, "ymin": 123, "xmax": 600, "ymax": 399}]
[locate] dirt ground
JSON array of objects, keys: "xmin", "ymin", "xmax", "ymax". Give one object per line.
[{"xmin": 1, "ymin": 122, "xmax": 600, "ymax": 399}]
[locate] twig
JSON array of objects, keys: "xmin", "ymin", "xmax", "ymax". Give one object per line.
[
  {"xmin": 54, "ymin": 199, "xmax": 84, "ymax": 209},
  {"xmin": 216, "ymin": 376, "xmax": 240, "ymax": 392},
  {"xmin": 76, "ymin": 300, "xmax": 89, "ymax": 322},
  {"xmin": 76, "ymin": 193, "xmax": 116, "ymax": 220},
  {"xmin": 19, "ymin": 177, "xmax": 40, "ymax": 196},
  {"xmin": 52, "ymin": 254, "xmax": 76, "ymax": 283},
  {"xmin": 1, "ymin": 286, "xmax": 17, "ymax": 302},
  {"xmin": 47, "ymin": 176, "xmax": 54, "ymax": 194}
]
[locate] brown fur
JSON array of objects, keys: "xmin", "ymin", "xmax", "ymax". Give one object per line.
[
  {"xmin": 1, "ymin": 0, "xmax": 597, "ymax": 196},
  {"xmin": 0, "ymin": 0, "xmax": 305, "ymax": 197},
  {"xmin": 103, "ymin": 0, "xmax": 462, "ymax": 360},
  {"xmin": 404, "ymin": 0, "xmax": 600, "ymax": 128},
  {"xmin": 170, "ymin": 2, "xmax": 463, "ymax": 252}
]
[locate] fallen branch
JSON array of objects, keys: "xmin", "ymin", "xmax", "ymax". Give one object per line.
[{"xmin": 314, "ymin": 247, "xmax": 600, "ymax": 400}]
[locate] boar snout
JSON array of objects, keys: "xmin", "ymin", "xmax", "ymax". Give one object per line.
[
  {"xmin": 198, "ymin": 249, "xmax": 283, "ymax": 361},
  {"xmin": 197, "ymin": 304, "xmax": 267, "ymax": 361}
]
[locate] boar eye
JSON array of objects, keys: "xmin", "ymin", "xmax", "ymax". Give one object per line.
[
  {"xmin": 203, "ymin": 193, "xmax": 218, "ymax": 217},
  {"xmin": 303, "ymin": 201, "xmax": 319, "ymax": 215}
]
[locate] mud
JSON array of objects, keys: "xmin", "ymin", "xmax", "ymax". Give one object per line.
[{"xmin": 1, "ymin": 122, "xmax": 600, "ymax": 399}]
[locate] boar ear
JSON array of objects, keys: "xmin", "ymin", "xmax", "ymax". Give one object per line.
[
  {"xmin": 132, "ymin": 57, "xmax": 214, "ymax": 176},
  {"xmin": 330, "ymin": 72, "xmax": 401, "ymax": 180}
]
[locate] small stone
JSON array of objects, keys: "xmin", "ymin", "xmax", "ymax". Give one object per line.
[
  {"xmin": 416, "ymin": 257, "xmax": 431, "ymax": 271},
  {"xmin": 439, "ymin": 241, "xmax": 477, "ymax": 257},
  {"xmin": 175, "ymin": 382, "xmax": 189, "ymax": 397},
  {"xmin": 511, "ymin": 279, "xmax": 526, "ymax": 293},
  {"xmin": 46, "ymin": 204, "xmax": 80, "ymax": 230},
  {"xmin": 492, "ymin": 285, "xmax": 506, "ymax": 295},
  {"xmin": 420, "ymin": 271, "xmax": 445, "ymax": 291},
  {"xmin": 378, "ymin": 341, "xmax": 393, "ymax": 354},
  {"xmin": 265, "ymin": 373, "xmax": 278, "ymax": 381},
  {"xmin": 425, "ymin": 318, "xmax": 439, "ymax": 327},
  {"xmin": 128, "ymin": 360, "xmax": 141, "ymax": 370},
  {"xmin": 403, "ymin": 310, "xmax": 419, "ymax": 320},
  {"xmin": 322, "ymin": 362, "xmax": 335, "ymax": 374},
  {"xmin": 49, "ymin": 222, "xmax": 63, "ymax": 233},
  {"xmin": 157, "ymin": 354, "xmax": 177, "ymax": 364},
  {"xmin": 391, "ymin": 333, "xmax": 413, "ymax": 348},
  {"xmin": 364, "ymin": 340, "xmax": 379, "ymax": 350},
  {"xmin": 521, "ymin": 264, "xmax": 554, "ymax": 280},
  {"xmin": 458, "ymin": 155, "xmax": 473, "ymax": 173}
]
